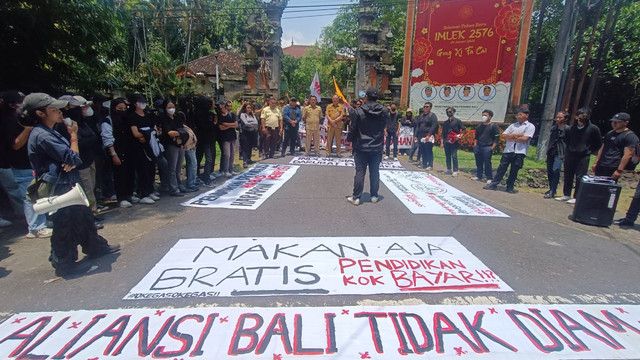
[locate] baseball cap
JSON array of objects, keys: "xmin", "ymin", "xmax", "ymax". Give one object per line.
[
  {"xmin": 23, "ymin": 93, "xmax": 68, "ymax": 113},
  {"xmin": 59, "ymin": 95, "xmax": 92, "ymax": 107},
  {"xmin": 609, "ymin": 112, "xmax": 630, "ymax": 122},
  {"xmin": 365, "ymin": 87, "xmax": 379, "ymax": 99}
]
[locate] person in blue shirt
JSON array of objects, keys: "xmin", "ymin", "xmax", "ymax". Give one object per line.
[
  {"xmin": 25, "ymin": 93, "xmax": 120, "ymax": 277},
  {"xmin": 282, "ymin": 97, "xmax": 302, "ymax": 157}
]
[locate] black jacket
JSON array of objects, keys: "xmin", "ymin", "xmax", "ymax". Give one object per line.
[
  {"xmin": 566, "ymin": 119, "xmax": 602, "ymax": 157},
  {"xmin": 348, "ymin": 101, "xmax": 387, "ymax": 152}
]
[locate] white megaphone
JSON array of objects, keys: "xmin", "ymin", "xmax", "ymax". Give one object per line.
[{"xmin": 33, "ymin": 184, "xmax": 90, "ymax": 215}]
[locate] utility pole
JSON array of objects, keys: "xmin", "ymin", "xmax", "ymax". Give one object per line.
[
  {"xmin": 183, "ymin": 6, "xmax": 194, "ymax": 92},
  {"xmin": 536, "ymin": 0, "xmax": 577, "ymax": 161}
]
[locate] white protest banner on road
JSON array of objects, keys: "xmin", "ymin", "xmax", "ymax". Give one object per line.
[
  {"xmin": 182, "ymin": 164, "xmax": 298, "ymax": 209},
  {"xmin": 290, "ymin": 156, "xmax": 404, "ymax": 170},
  {"xmin": 381, "ymin": 170, "xmax": 509, "ymax": 217},
  {"xmin": 125, "ymin": 236, "xmax": 512, "ymax": 300},
  {"xmin": 2, "ymin": 304, "xmax": 640, "ymax": 359}
]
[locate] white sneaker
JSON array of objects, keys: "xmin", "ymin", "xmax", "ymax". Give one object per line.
[
  {"xmin": 425, "ymin": 166, "xmax": 432, "ymax": 171},
  {"xmin": 130, "ymin": 195, "xmax": 140, "ymax": 203},
  {"xmin": 224, "ymin": 171, "xmax": 232, "ymax": 178},
  {"xmin": 393, "ymin": 157, "xmax": 398, "ymax": 161},
  {"xmin": 555, "ymin": 196, "xmax": 571, "ymax": 202},
  {"xmin": 371, "ymin": 196, "xmax": 378, "ymax": 204},
  {"xmin": 452, "ymin": 171, "xmax": 458, "ymax": 177},
  {"xmin": 346, "ymin": 196, "xmax": 360, "ymax": 206},
  {"xmin": 140, "ymin": 197, "xmax": 155, "ymax": 204},
  {"xmin": 566, "ymin": 198, "xmax": 576, "ymax": 204},
  {"xmin": 149, "ymin": 193, "xmax": 160, "ymax": 201},
  {"xmin": 487, "ymin": 179, "xmax": 493, "ymax": 184},
  {"xmin": 119, "ymin": 200, "xmax": 132, "ymax": 208},
  {"xmin": 471, "ymin": 176, "xmax": 479, "ymax": 181},
  {"xmin": 383, "ymin": 155, "xmax": 389, "ymax": 160},
  {"xmin": 26, "ymin": 227, "xmax": 53, "ymax": 238},
  {"xmin": 0, "ymin": 218, "xmax": 12, "ymax": 228}
]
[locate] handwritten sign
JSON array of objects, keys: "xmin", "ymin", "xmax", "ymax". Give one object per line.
[
  {"xmin": 125, "ymin": 236, "xmax": 512, "ymax": 300},
  {"xmin": 290, "ymin": 156, "xmax": 404, "ymax": 170},
  {"xmin": 2, "ymin": 304, "xmax": 640, "ymax": 359},
  {"xmin": 182, "ymin": 164, "xmax": 298, "ymax": 209},
  {"xmin": 381, "ymin": 170, "xmax": 509, "ymax": 217}
]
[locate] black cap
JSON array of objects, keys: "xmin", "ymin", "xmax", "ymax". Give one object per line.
[
  {"xmin": 365, "ymin": 87, "xmax": 379, "ymax": 99},
  {"xmin": 610, "ymin": 112, "xmax": 630, "ymax": 122}
]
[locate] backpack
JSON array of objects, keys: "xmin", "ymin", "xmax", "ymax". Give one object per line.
[{"xmin": 622, "ymin": 130, "xmax": 640, "ymax": 170}]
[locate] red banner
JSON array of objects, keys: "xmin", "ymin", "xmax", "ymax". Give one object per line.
[{"xmin": 409, "ymin": 0, "xmax": 524, "ymax": 122}]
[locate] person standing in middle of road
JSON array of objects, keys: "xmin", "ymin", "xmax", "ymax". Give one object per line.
[
  {"xmin": 325, "ymin": 94, "xmax": 345, "ymax": 157},
  {"xmin": 413, "ymin": 102, "xmax": 438, "ymax": 169},
  {"xmin": 440, "ymin": 106, "xmax": 465, "ymax": 176},
  {"xmin": 302, "ymin": 95, "xmax": 322, "ymax": 156},
  {"xmin": 346, "ymin": 87, "xmax": 387, "ymax": 206},
  {"xmin": 260, "ymin": 97, "xmax": 283, "ymax": 159}
]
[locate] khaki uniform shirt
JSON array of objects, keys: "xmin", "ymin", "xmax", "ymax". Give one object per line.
[
  {"xmin": 303, "ymin": 105, "xmax": 322, "ymax": 131},
  {"xmin": 326, "ymin": 103, "xmax": 345, "ymax": 129},
  {"xmin": 261, "ymin": 106, "xmax": 282, "ymax": 129}
]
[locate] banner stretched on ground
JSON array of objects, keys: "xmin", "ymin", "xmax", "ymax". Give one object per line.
[
  {"xmin": 2, "ymin": 304, "xmax": 639, "ymax": 359},
  {"xmin": 182, "ymin": 164, "xmax": 298, "ymax": 209},
  {"xmin": 290, "ymin": 156, "xmax": 404, "ymax": 170},
  {"xmin": 381, "ymin": 170, "xmax": 508, "ymax": 217},
  {"xmin": 409, "ymin": 0, "xmax": 523, "ymax": 122},
  {"xmin": 125, "ymin": 236, "xmax": 512, "ymax": 300}
]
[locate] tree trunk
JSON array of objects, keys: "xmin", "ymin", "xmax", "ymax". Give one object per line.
[
  {"xmin": 523, "ymin": 0, "xmax": 548, "ymax": 103},
  {"xmin": 560, "ymin": 1, "xmax": 589, "ymax": 111},
  {"xmin": 572, "ymin": 1, "xmax": 602, "ymax": 117}
]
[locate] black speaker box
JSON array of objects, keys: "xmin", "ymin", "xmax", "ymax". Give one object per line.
[{"xmin": 572, "ymin": 176, "xmax": 621, "ymax": 227}]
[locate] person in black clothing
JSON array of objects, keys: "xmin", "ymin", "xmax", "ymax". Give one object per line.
[
  {"xmin": 384, "ymin": 103, "xmax": 401, "ymax": 160},
  {"xmin": 592, "ymin": 112, "xmax": 639, "ymax": 179},
  {"xmin": 194, "ymin": 96, "xmax": 218, "ymax": 186},
  {"xmin": 105, "ymin": 99, "xmax": 136, "ymax": 208},
  {"xmin": 543, "ymin": 111, "xmax": 570, "ymax": 199},
  {"xmin": 346, "ymin": 87, "xmax": 387, "ymax": 206},
  {"xmin": 413, "ymin": 102, "xmax": 438, "ymax": 169},
  {"xmin": 158, "ymin": 99, "xmax": 186, "ymax": 196},
  {"xmin": 472, "ymin": 109, "xmax": 499, "ymax": 183},
  {"xmin": 555, "ymin": 107, "xmax": 601, "ymax": 203},
  {"xmin": 128, "ymin": 94, "xmax": 159, "ymax": 204},
  {"xmin": 216, "ymin": 100, "xmax": 239, "ymax": 178},
  {"xmin": 440, "ymin": 107, "xmax": 466, "ymax": 176}
]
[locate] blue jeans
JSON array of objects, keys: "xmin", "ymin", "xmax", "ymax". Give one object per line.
[
  {"xmin": 443, "ymin": 142, "xmax": 459, "ymax": 171},
  {"xmin": 474, "ymin": 145, "xmax": 493, "ymax": 180},
  {"xmin": 0, "ymin": 168, "xmax": 23, "ymax": 216},
  {"xmin": 546, "ymin": 155, "xmax": 563, "ymax": 194},
  {"xmin": 352, "ymin": 151, "xmax": 382, "ymax": 199},
  {"xmin": 419, "ymin": 142, "xmax": 434, "ymax": 168},
  {"xmin": 184, "ymin": 150, "xmax": 197, "ymax": 189},
  {"xmin": 12, "ymin": 168, "xmax": 47, "ymax": 232}
]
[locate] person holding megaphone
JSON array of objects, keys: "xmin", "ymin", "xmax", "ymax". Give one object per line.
[{"xmin": 24, "ymin": 93, "xmax": 120, "ymax": 277}]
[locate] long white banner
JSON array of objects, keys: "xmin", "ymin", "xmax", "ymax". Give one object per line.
[
  {"xmin": 290, "ymin": 156, "xmax": 404, "ymax": 170},
  {"xmin": 381, "ymin": 170, "xmax": 508, "ymax": 217},
  {"xmin": 182, "ymin": 164, "xmax": 298, "ymax": 209},
  {"xmin": 2, "ymin": 304, "xmax": 640, "ymax": 359},
  {"xmin": 125, "ymin": 236, "xmax": 512, "ymax": 300}
]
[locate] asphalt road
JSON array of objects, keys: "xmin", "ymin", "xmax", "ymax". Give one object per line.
[{"xmin": 1, "ymin": 155, "xmax": 639, "ymax": 316}]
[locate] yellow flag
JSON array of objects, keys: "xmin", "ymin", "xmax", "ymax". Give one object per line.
[{"xmin": 333, "ymin": 76, "xmax": 349, "ymax": 107}]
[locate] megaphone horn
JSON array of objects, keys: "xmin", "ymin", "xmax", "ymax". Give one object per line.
[{"xmin": 33, "ymin": 184, "xmax": 90, "ymax": 215}]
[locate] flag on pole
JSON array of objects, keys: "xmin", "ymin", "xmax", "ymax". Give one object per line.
[
  {"xmin": 310, "ymin": 70, "xmax": 321, "ymax": 102},
  {"xmin": 333, "ymin": 76, "xmax": 350, "ymax": 108}
]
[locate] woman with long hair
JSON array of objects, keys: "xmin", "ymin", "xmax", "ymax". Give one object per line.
[
  {"xmin": 158, "ymin": 99, "xmax": 185, "ymax": 196},
  {"xmin": 102, "ymin": 98, "xmax": 136, "ymax": 207},
  {"xmin": 239, "ymin": 102, "xmax": 259, "ymax": 168},
  {"xmin": 25, "ymin": 93, "xmax": 119, "ymax": 277},
  {"xmin": 128, "ymin": 94, "xmax": 158, "ymax": 204}
]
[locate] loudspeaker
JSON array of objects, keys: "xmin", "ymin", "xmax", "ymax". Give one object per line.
[
  {"xmin": 33, "ymin": 184, "xmax": 90, "ymax": 215},
  {"xmin": 572, "ymin": 176, "xmax": 621, "ymax": 227}
]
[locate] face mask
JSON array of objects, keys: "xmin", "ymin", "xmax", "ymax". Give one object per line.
[
  {"xmin": 82, "ymin": 107, "xmax": 94, "ymax": 117},
  {"xmin": 390, "ymin": 108, "xmax": 396, "ymax": 112},
  {"xmin": 482, "ymin": 116, "xmax": 489, "ymax": 122},
  {"xmin": 136, "ymin": 103, "xmax": 147, "ymax": 111},
  {"xmin": 446, "ymin": 111, "xmax": 453, "ymax": 117},
  {"xmin": 166, "ymin": 108, "xmax": 176, "ymax": 115}
]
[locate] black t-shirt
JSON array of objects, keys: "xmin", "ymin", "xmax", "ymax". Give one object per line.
[
  {"xmin": 599, "ymin": 129, "xmax": 639, "ymax": 167},
  {"xmin": 128, "ymin": 112, "xmax": 155, "ymax": 149},
  {"xmin": 0, "ymin": 111, "xmax": 31, "ymax": 169},
  {"xmin": 386, "ymin": 112, "xmax": 400, "ymax": 132},
  {"xmin": 442, "ymin": 117, "xmax": 466, "ymax": 138},
  {"xmin": 475, "ymin": 122, "xmax": 499, "ymax": 147},
  {"xmin": 159, "ymin": 113, "xmax": 185, "ymax": 146},
  {"xmin": 414, "ymin": 112, "xmax": 438, "ymax": 139},
  {"xmin": 218, "ymin": 112, "xmax": 238, "ymax": 142}
]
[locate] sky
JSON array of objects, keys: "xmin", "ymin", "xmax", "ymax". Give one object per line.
[{"xmin": 280, "ymin": 0, "xmax": 345, "ymax": 47}]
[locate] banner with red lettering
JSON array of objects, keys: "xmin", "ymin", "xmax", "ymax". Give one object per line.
[
  {"xmin": 409, "ymin": 0, "xmax": 523, "ymax": 122},
  {"xmin": 2, "ymin": 304, "xmax": 640, "ymax": 359},
  {"xmin": 182, "ymin": 164, "xmax": 298, "ymax": 209},
  {"xmin": 125, "ymin": 236, "xmax": 512, "ymax": 300},
  {"xmin": 290, "ymin": 156, "xmax": 404, "ymax": 170}
]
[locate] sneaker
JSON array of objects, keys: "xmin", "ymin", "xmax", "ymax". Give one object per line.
[
  {"xmin": 224, "ymin": 171, "xmax": 232, "ymax": 178},
  {"xmin": 149, "ymin": 193, "xmax": 160, "ymax": 201},
  {"xmin": 96, "ymin": 204, "xmax": 108, "ymax": 213},
  {"xmin": 109, "ymin": 195, "xmax": 117, "ymax": 201},
  {"xmin": 383, "ymin": 155, "xmax": 389, "ymax": 160},
  {"xmin": 346, "ymin": 196, "xmax": 360, "ymax": 206},
  {"xmin": 425, "ymin": 166, "xmax": 432, "ymax": 171},
  {"xmin": 170, "ymin": 191, "xmax": 184, "ymax": 197},
  {"xmin": 26, "ymin": 227, "xmax": 53, "ymax": 238},
  {"xmin": 444, "ymin": 170, "xmax": 453, "ymax": 175},
  {"xmin": 183, "ymin": 187, "xmax": 199, "ymax": 193},
  {"xmin": 566, "ymin": 198, "xmax": 576, "ymax": 204},
  {"xmin": 203, "ymin": 181, "xmax": 215, "ymax": 187},
  {"xmin": 88, "ymin": 244, "xmax": 121, "ymax": 259},
  {"xmin": 543, "ymin": 191, "xmax": 555, "ymax": 199},
  {"xmin": 119, "ymin": 200, "xmax": 132, "ymax": 208},
  {"xmin": 393, "ymin": 157, "xmax": 398, "ymax": 161},
  {"xmin": 95, "ymin": 222, "xmax": 104, "ymax": 230},
  {"xmin": 483, "ymin": 184, "xmax": 498, "ymax": 190},
  {"xmin": 230, "ymin": 171, "xmax": 239, "ymax": 176},
  {"xmin": 555, "ymin": 196, "xmax": 571, "ymax": 202},
  {"xmin": 54, "ymin": 261, "xmax": 93, "ymax": 277},
  {"xmin": 486, "ymin": 179, "xmax": 493, "ymax": 184},
  {"xmin": 452, "ymin": 171, "xmax": 458, "ymax": 177},
  {"xmin": 371, "ymin": 196, "xmax": 378, "ymax": 204},
  {"xmin": 140, "ymin": 197, "xmax": 155, "ymax": 204},
  {"xmin": 0, "ymin": 218, "xmax": 13, "ymax": 228},
  {"xmin": 471, "ymin": 176, "xmax": 480, "ymax": 181},
  {"xmin": 243, "ymin": 162, "xmax": 248, "ymax": 169},
  {"xmin": 408, "ymin": 158, "xmax": 414, "ymax": 162},
  {"xmin": 130, "ymin": 195, "xmax": 140, "ymax": 203},
  {"xmin": 336, "ymin": 154, "xmax": 342, "ymax": 158},
  {"xmin": 506, "ymin": 188, "xmax": 516, "ymax": 194},
  {"xmin": 614, "ymin": 218, "xmax": 635, "ymax": 226}
]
